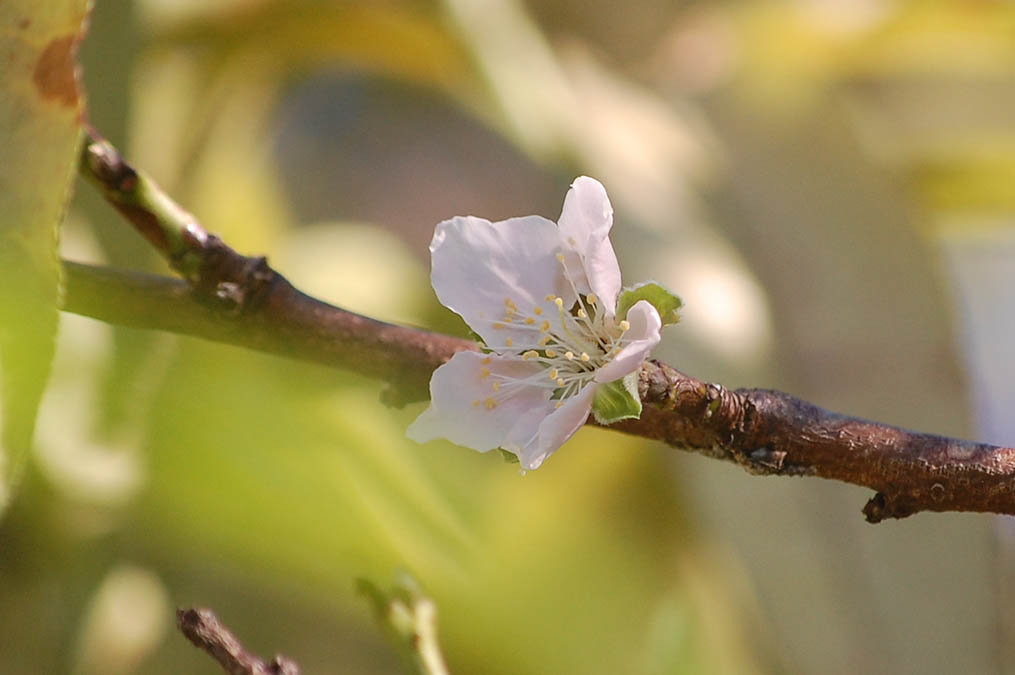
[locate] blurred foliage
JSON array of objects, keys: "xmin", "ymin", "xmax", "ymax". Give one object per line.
[
  {"xmin": 2, "ymin": 0, "xmax": 1014, "ymax": 674},
  {"xmin": 0, "ymin": 0, "xmax": 89, "ymax": 512}
]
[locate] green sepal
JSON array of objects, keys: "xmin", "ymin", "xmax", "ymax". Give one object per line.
[
  {"xmin": 498, "ymin": 448, "xmax": 520, "ymax": 464},
  {"xmin": 617, "ymin": 281, "xmax": 682, "ymax": 326},
  {"xmin": 592, "ymin": 372, "xmax": 642, "ymax": 424}
]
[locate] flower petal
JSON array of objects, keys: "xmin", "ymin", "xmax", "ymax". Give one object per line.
[
  {"xmin": 430, "ymin": 215, "xmax": 574, "ymax": 348},
  {"xmin": 514, "ymin": 384, "xmax": 596, "ymax": 470},
  {"xmin": 407, "ymin": 351, "xmax": 551, "ymax": 452},
  {"xmin": 556, "ymin": 177, "xmax": 622, "ymax": 314},
  {"xmin": 593, "ymin": 300, "xmax": 662, "ymax": 384}
]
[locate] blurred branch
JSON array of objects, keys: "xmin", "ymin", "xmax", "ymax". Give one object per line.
[
  {"xmin": 358, "ymin": 574, "xmax": 451, "ymax": 675},
  {"xmin": 177, "ymin": 608, "xmax": 300, "ymax": 675},
  {"xmin": 68, "ymin": 128, "xmax": 1015, "ymax": 522}
]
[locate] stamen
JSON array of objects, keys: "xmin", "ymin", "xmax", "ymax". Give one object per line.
[
  {"xmin": 587, "ymin": 293, "xmax": 596, "ymax": 305},
  {"xmin": 480, "ymin": 367, "xmax": 491, "ymax": 379},
  {"xmin": 481, "ymin": 357, "xmax": 491, "ymax": 365},
  {"xmin": 554, "ymin": 297, "xmax": 564, "ymax": 308},
  {"xmin": 580, "ymin": 352, "xmax": 590, "ymax": 362},
  {"xmin": 505, "ymin": 338, "xmax": 513, "ymax": 347},
  {"xmin": 484, "ymin": 398, "xmax": 498, "ymax": 410},
  {"xmin": 539, "ymin": 335, "xmax": 552, "ymax": 345},
  {"xmin": 619, "ymin": 320, "xmax": 630, "ymax": 331},
  {"xmin": 533, "ymin": 307, "xmax": 543, "ymax": 315},
  {"xmin": 556, "ymin": 378, "xmax": 565, "ymax": 387},
  {"xmin": 492, "ymin": 322, "xmax": 505, "ymax": 330},
  {"xmin": 565, "ymin": 352, "xmax": 574, "ymax": 360},
  {"xmin": 549, "ymin": 368, "xmax": 558, "ymax": 379},
  {"xmin": 556, "ymin": 253, "xmax": 565, "ymax": 263},
  {"xmin": 555, "ymin": 401, "xmax": 564, "ymax": 408},
  {"xmin": 545, "ymin": 294, "xmax": 556, "ymax": 302},
  {"xmin": 522, "ymin": 350, "xmax": 538, "ymax": 361},
  {"xmin": 567, "ymin": 236, "xmax": 576, "ymax": 246},
  {"xmin": 473, "ymin": 399, "xmax": 481, "ymax": 407},
  {"xmin": 540, "ymin": 320, "xmax": 550, "ymax": 332},
  {"xmin": 577, "ymin": 309, "xmax": 587, "ymax": 319},
  {"xmin": 545, "ymin": 349, "xmax": 557, "ymax": 358},
  {"xmin": 524, "ymin": 317, "xmax": 535, "ymax": 325},
  {"xmin": 492, "ymin": 382, "xmax": 501, "ymax": 391}
]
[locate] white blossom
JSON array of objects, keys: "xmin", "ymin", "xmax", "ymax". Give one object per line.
[{"xmin": 407, "ymin": 177, "xmax": 662, "ymax": 470}]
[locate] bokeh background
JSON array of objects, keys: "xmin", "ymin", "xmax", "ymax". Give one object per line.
[{"xmin": 3, "ymin": 0, "xmax": 1015, "ymax": 672}]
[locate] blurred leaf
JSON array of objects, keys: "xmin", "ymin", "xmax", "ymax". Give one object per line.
[
  {"xmin": 147, "ymin": 1, "xmax": 478, "ymax": 172},
  {"xmin": 0, "ymin": 0, "xmax": 89, "ymax": 509}
]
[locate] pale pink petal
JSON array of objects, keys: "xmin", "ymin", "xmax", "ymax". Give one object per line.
[
  {"xmin": 430, "ymin": 215, "xmax": 574, "ymax": 347},
  {"xmin": 407, "ymin": 351, "xmax": 550, "ymax": 451},
  {"xmin": 499, "ymin": 406, "xmax": 556, "ymax": 464},
  {"xmin": 593, "ymin": 301, "xmax": 662, "ymax": 384},
  {"xmin": 516, "ymin": 385, "xmax": 597, "ymax": 470},
  {"xmin": 556, "ymin": 177, "xmax": 622, "ymax": 314}
]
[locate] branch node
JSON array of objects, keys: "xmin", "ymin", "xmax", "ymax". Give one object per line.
[{"xmin": 863, "ymin": 492, "xmax": 888, "ymax": 523}]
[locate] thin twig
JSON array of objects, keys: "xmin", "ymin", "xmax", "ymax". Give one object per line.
[
  {"xmin": 358, "ymin": 574, "xmax": 451, "ymax": 675},
  {"xmin": 177, "ymin": 608, "xmax": 300, "ymax": 675},
  {"xmin": 69, "ymin": 129, "xmax": 1015, "ymax": 522}
]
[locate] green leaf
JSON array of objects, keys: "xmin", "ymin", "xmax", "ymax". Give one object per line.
[
  {"xmin": 592, "ymin": 372, "xmax": 642, "ymax": 425},
  {"xmin": 617, "ymin": 281, "xmax": 682, "ymax": 326},
  {"xmin": 0, "ymin": 0, "xmax": 89, "ymax": 510},
  {"xmin": 498, "ymin": 448, "xmax": 520, "ymax": 464}
]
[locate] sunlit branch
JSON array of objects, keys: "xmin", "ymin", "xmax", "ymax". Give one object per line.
[{"xmin": 67, "ymin": 129, "xmax": 1015, "ymax": 522}]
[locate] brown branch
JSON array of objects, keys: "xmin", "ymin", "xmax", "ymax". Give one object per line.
[
  {"xmin": 69, "ymin": 129, "xmax": 1015, "ymax": 522},
  {"xmin": 177, "ymin": 607, "xmax": 300, "ymax": 675}
]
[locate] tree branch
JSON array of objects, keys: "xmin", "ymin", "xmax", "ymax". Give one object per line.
[
  {"xmin": 177, "ymin": 607, "xmax": 300, "ymax": 675},
  {"xmin": 69, "ymin": 128, "xmax": 1015, "ymax": 522}
]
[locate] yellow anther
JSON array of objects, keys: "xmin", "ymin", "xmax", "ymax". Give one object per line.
[
  {"xmin": 492, "ymin": 322, "xmax": 505, "ymax": 330},
  {"xmin": 556, "ymin": 378, "xmax": 565, "ymax": 387},
  {"xmin": 555, "ymin": 401, "xmax": 564, "ymax": 408},
  {"xmin": 586, "ymin": 293, "xmax": 596, "ymax": 305},
  {"xmin": 533, "ymin": 307, "xmax": 543, "ymax": 315},
  {"xmin": 505, "ymin": 298, "xmax": 516, "ymax": 308},
  {"xmin": 539, "ymin": 335, "xmax": 552, "ymax": 345},
  {"xmin": 545, "ymin": 294, "xmax": 556, "ymax": 302},
  {"xmin": 522, "ymin": 350, "xmax": 538, "ymax": 361},
  {"xmin": 524, "ymin": 317, "xmax": 535, "ymax": 325},
  {"xmin": 480, "ymin": 367, "xmax": 491, "ymax": 379},
  {"xmin": 580, "ymin": 352, "xmax": 590, "ymax": 362},
  {"xmin": 484, "ymin": 398, "xmax": 498, "ymax": 410},
  {"xmin": 567, "ymin": 236, "xmax": 576, "ymax": 246},
  {"xmin": 556, "ymin": 253, "xmax": 565, "ymax": 263},
  {"xmin": 505, "ymin": 338, "xmax": 513, "ymax": 347},
  {"xmin": 565, "ymin": 351, "xmax": 574, "ymax": 360},
  {"xmin": 577, "ymin": 309, "xmax": 587, "ymax": 319},
  {"xmin": 545, "ymin": 349, "xmax": 557, "ymax": 358},
  {"xmin": 619, "ymin": 320, "xmax": 631, "ymax": 331},
  {"xmin": 492, "ymin": 381, "xmax": 501, "ymax": 391},
  {"xmin": 473, "ymin": 399, "xmax": 481, "ymax": 407},
  {"xmin": 481, "ymin": 356, "xmax": 492, "ymax": 365},
  {"xmin": 554, "ymin": 297, "xmax": 564, "ymax": 308},
  {"xmin": 549, "ymin": 368, "xmax": 558, "ymax": 379},
  {"xmin": 540, "ymin": 320, "xmax": 550, "ymax": 332}
]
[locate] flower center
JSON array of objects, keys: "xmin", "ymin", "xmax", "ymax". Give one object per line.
[{"xmin": 472, "ymin": 284, "xmax": 632, "ymax": 412}]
